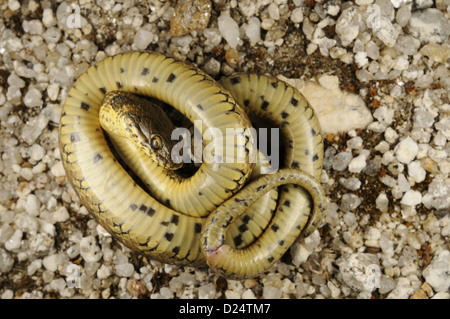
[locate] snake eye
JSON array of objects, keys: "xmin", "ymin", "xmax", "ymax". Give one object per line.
[{"xmin": 150, "ymin": 135, "xmax": 163, "ymax": 150}]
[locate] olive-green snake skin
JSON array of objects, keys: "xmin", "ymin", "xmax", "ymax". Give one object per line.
[{"xmin": 59, "ymin": 52, "xmax": 326, "ymax": 278}]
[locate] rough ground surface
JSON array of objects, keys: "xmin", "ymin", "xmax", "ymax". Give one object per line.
[{"xmin": 0, "ymin": 0, "xmax": 449, "ymax": 299}]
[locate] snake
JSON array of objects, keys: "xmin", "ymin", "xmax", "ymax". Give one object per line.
[{"xmin": 59, "ymin": 51, "xmax": 325, "ymax": 279}]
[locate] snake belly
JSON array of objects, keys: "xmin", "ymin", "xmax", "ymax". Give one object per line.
[{"xmin": 59, "ymin": 52, "xmax": 325, "ymax": 278}]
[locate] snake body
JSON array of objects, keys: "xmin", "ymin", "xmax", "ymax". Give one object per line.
[{"xmin": 59, "ymin": 52, "xmax": 325, "ymax": 278}]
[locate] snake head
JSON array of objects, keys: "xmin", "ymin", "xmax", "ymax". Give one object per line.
[
  {"xmin": 101, "ymin": 91, "xmax": 183, "ymax": 170},
  {"xmin": 126, "ymin": 111, "xmax": 183, "ymax": 170}
]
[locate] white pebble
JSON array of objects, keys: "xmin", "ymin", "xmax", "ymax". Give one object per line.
[
  {"xmin": 268, "ymin": 3, "xmax": 280, "ymax": 20},
  {"xmin": 25, "ymin": 194, "xmax": 41, "ymax": 216},
  {"xmin": 133, "ymin": 27, "xmax": 154, "ymax": 50},
  {"xmin": 335, "ymin": 7, "xmax": 361, "ymax": 46},
  {"xmin": 23, "ymin": 88, "xmax": 43, "ymax": 108},
  {"xmin": 375, "ymin": 193, "xmax": 389, "ymax": 212},
  {"xmin": 8, "ymin": 0, "xmax": 20, "ymax": 11},
  {"xmin": 423, "ymin": 250, "xmax": 450, "ymax": 292},
  {"xmin": 395, "ymin": 137, "xmax": 418, "ymax": 164},
  {"xmin": 42, "ymin": 253, "xmax": 65, "ymax": 272},
  {"xmin": 400, "ymin": 190, "xmax": 422, "ymax": 206},
  {"xmin": 50, "ymin": 161, "xmax": 66, "ymax": 177},
  {"xmin": 290, "ymin": 8, "xmax": 303, "ymax": 24},
  {"xmin": 407, "ymin": 161, "xmax": 426, "ymax": 183},
  {"xmin": 245, "ymin": 17, "xmax": 261, "ymax": 45},
  {"xmin": 218, "ymin": 13, "xmax": 240, "ymax": 49},
  {"xmin": 115, "ymin": 263, "xmax": 135, "ymax": 277},
  {"xmin": 5, "ymin": 229, "xmax": 22, "ymax": 251},
  {"xmin": 29, "ymin": 144, "xmax": 46, "ymax": 163},
  {"xmin": 80, "ymin": 236, "xmax": 102, "ymax": 263}
]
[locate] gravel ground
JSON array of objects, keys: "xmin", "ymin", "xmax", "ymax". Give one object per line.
[{"xmin": 0, "ymin": 0, "xmax": 449, "ymax": 299}]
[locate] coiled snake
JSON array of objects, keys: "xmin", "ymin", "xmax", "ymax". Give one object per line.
[{"xmin": 59, "ymin": 52, "xmax": 326, "ymax": 278}]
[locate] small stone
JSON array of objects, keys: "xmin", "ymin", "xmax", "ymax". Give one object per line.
[
  {"xmin": 245, "ymin": 17, "xmax": 261, "ymax": 45},
  {"xmin": 408, "ymin": 8, "xmax": 450, "ymax": 44},
  {"xmin": 395, "ymin": 4, "xmax": 411, "ymax": 27},
  {"xmin": 0, "ymin": 248, "xmax": 14, "ymax": 273},
  {"xmin": 262, "ymin": 285, "xmax": 282, "ymax": 299},
  {"xmin": 394, "ymin": 137, "xmax": 418, "ymax": 164},
  {"xmin": 22, "ymin": 20, "xmax": 44, "ymax": 35},
  {"xmin": 340, "ymin": 194, "xmax": 362, "ymax": 212},
  {"xmin": 114, "ymin": 263, "xmax": 135, "ymax": 277},
  {"xmin": 5, "ymin": 229, "xmax": 22, "ymax": 251},
  {"xmin": 374, "ymin": 17, "xmax": 400, "ymax": 47},
  {"xmin": 80, "ymin": 236, "xmax": 102, "ymax": 263},
  {"xmin": 423, "ymin": 250, "xmax": 450, "ymax": 293},
  {"xmin": 400, "ymin": 190, "xmax": 422, "ymax": 206},
  {"xmin": 375, "ymin": 193, "xmax": 389, "ymax": 212},
  {"xmin": 170, "ymin": 0, "xmax": 212, "ymax": 36},
  {"xmin": 198, "ymin": 282, "xmax": 216, "ymax": 299},
  {"xmin": 204, "ymin": 58, "xmax": 220, "ymax": 75},
  {"xmin": 268, "ymin": 3, "xmax": 280, "ymax": 20},
  {"xmin": 50, "ymin": 161, "xmax": 66, "ymax": 177},
  {"xmin": 23, "ymin": 88, "xmax": 43, "ymax": 108},
  {"xmin": 42, "ymin": 253, "xmax": 65, "ymax": 272},
  {"xmin": 332, "ymin": 152, "xmax": 353, "ymax": 171},
  {"xmin": 25, "ymin": 194, "xmax": 41, "ymax": 216},
  {"xmin": 218, "ymin": 13, "xmax": 240, "ymax": 49},
  {"xmin": 407, "ymin": 161, "xmax": 426, "ymax": 183},
  {"xmin": 290, "ymin": 8, "xmax": 303, "ymax": 24},
  {"xmin": 336, "ymin": 253, "xmax": 380, "ymax": 293},
  {"xmin": 348, "ymin": 153, "xmax": 368, "ymax": 173},
  {"xmin": 133, "ymin": 26, "xmax": 154, "ymax": 50},
  {"xmin": 335, "ymin": 7, "xmax": 361, "ymax": 46}
]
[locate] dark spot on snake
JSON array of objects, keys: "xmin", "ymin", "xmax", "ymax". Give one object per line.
[
  {"xmin": 93, "ymin": 153, "xmax": 103, "ymax": 163},
  {"xmin": 147, "ymin": 207, "xmax": 156, "ymax": 216},
  {"xmin": 271, "ymin": 82, "xmax": 278, "ymax": 88},
  {"xmin": 305, "ymin": 149, "xmax": 310, "ymax": 155},
  {"xmin": 194, "ymin": 223, "xmax": 202, "ymax": 233},
  {"xmin": 161, "ymin": 221, "xmax": 169, "ymax": 226},
  {"xmin": 233, "ymin": 235, "xmax": 243, "ymax": 247},
  {"xmin": 196, "ymin": 104, "xmax": 203, "ymax": 110},
  {"xmin": 281, "ymin": 121, "xmax": 289, "ymax": 127},
  {"xmin": 70, "ymin": 133, "xmax": 80, "ymax": 143},
  {"xmin": 312, "ymin": 153, "xmax": 319, "ymax": 161},
  {"xmin": 80, "ymin": 102, "xmax": 90, "ymax": 111},
  {"xmin": 139, "ymin": 204, "xmax": 148, "ymax": 212},
  {"xmin": 165, "ymin": 199, "xmax": 171, "ymax": 208},
  {"xmin": 116, "ymin": 81, "xmax": 123, "ymax": 89},
  {"xmin": 167, "ymin": 73, "xmax": 176, "ymax": 83},
  {"xmin": 243, "ymin": 99, "xmax": 249, "ymax": 106},
  {"xmin": 242, "ymin": 215, "xmax": 250, "ymax": 224},
  {"xmin": 152, "ymin": 77, "xmax": 159, "ymax": 83},
  {"xmin": 172, "ymin": 246, "xmax": 180, "ymax": 254},
  {"xmin": 278, "ymin": 240, "xmax": 285, "ymax": 246},
  {"xmin": 271, "ymin": 224, "xmax": 279, "ymax": 232},
  {"xmin": 283, "ymin": 200, "xmax": 291, "ymax": 207},
  {"xmin": 311, "ymin": 128, "xmax": 317, "ymax": 136},
  {"xmin": 281, "ymin": 112, "xmax": 289, "ymax": 119},
  {"xmin": 261, "ymin": 99, "xmax": 269, "ymax": 111},
  {"xmin": 256, "ymin": 184, "xmax": 267, "ymax": 192},
  {"xmin": 171, "ymin": 214, "xmax": 179, "ymax": 225},
  {"xmin": 164, "ymin": 232, "xmax": 174, "ymax": 241},
  {"xmin": 99, "ymin": 87, "xmax": 106, "ymax": 94},
  {"xmin": 238, "ymin": 224, "xmax": 248, "ymax": 232},
  {"xmin": 141, "ymin": 67, "xmax": 149, "ymax": 76},
  {"xmin": 268, "ymin": 256, "xmax": 274, "ymax": 263},
  {"xmin": 291, "ymin": 161, "xmax": 300, "ymax": 169},
  {"xmin": 198, "ymin": 191, "xmax": 203, "ymax": 196},
  {"xmin": 120, "ymin": 67, "xmax": 125, "ymax": 73},
  {"xmin": 129, "ymin": 204, "xmax": 138, "ymax": 211},
  {"xmin": 291, "ymin": 97, "xmax": 299, "ymax": 106},
  {"xmin": 230, "ymin": 77, "xmax": 241, "ymax": 85}
]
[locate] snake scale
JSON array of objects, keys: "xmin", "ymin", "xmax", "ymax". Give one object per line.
[{"xmin": 59, "ymin": 51, "xmax": 326, "ymax": 278}]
